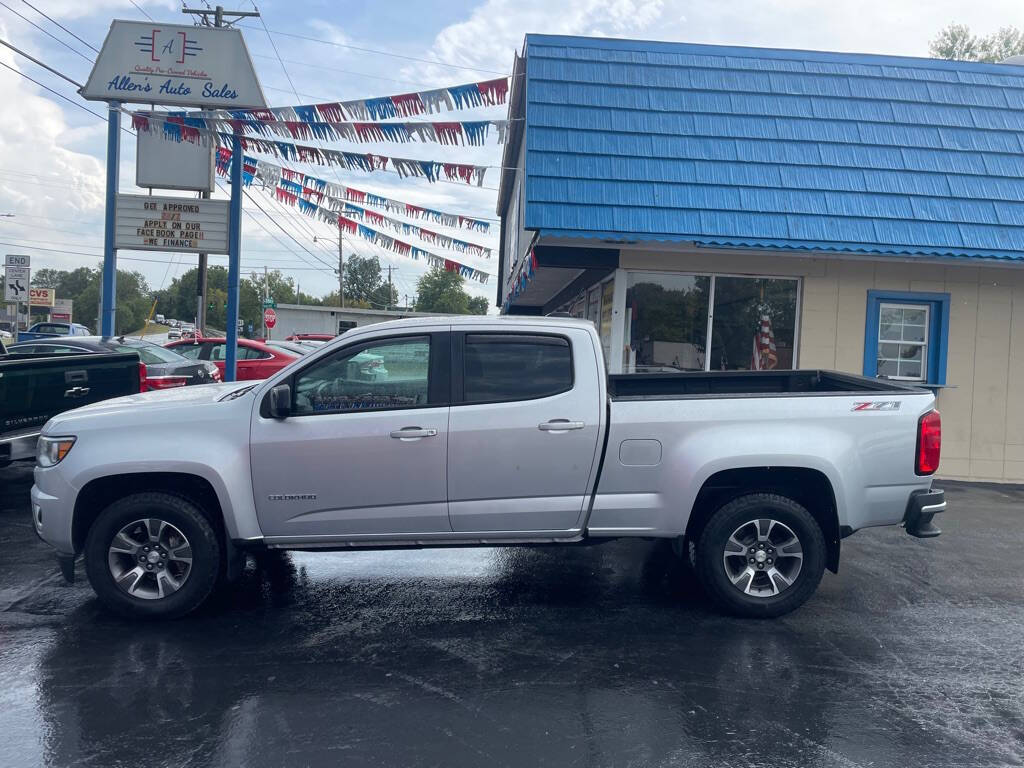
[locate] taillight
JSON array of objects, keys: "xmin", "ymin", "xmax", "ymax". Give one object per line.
[
  {"xmin": 139, "ymin": 362, "xmax": 148, "ymax": 392},
  {"xmin": 146, "ymin": 376, "xmax": 188, "ymax": 389},
  {"xmin": 916, "ymin": 410, "xmax": 941, "ymax": 475}
]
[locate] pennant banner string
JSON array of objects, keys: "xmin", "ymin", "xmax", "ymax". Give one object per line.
[
  {"xmin": 257, "ymin": 180, "xmax": 492, "ymax": 283},
  {"xmin": 194, "ymin": 76, "xmax": 510, "ymax": 123},
  {"xmin": 131, "ymin": 110, "xmax": 510, "ymax": 146},
  {"xmin": 215, "ymin": 148, "xmax": 493, "ymax": 232},
  {"xmin": 130, "ymin": 111, "xmax": 508, "ymax": 187},
  {"xmin": 217, "ymin": 151, "xmax": 495, "ymax": 257}
]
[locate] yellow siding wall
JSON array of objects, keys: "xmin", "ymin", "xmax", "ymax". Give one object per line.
[{"xmin": 621, "ymin": 248, "xmax": 1024, "ymax": 483}]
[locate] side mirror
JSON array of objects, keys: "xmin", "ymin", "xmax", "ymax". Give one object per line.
[{"xmin": 268, "ymin": 383, "xmax": 292, "ymax": 419}]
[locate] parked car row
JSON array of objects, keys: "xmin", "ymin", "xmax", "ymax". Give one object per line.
[{"xmin": 3, "ymin": 325, "xmax": 339, "ymax": 466}]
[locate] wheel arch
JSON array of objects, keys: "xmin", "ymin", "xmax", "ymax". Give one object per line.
[
  {"xmin": 72, "ymin": 472, "xmax": 226, "ymax": 556},
  {"xmin": 684, "ymin": 467, "xmax": 842, "ymax": 573}
]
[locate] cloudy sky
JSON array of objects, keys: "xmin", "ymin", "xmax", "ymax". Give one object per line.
[{"xmin": 0, "ymin": 0, "xmax": 1020, "ymax": 306}]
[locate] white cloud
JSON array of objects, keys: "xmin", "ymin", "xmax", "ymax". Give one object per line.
[
  {"xmin": 0, "ymin": 30, "xmax": 104, "ymax": 221},
  {"xmin": 409, "ymin": 0, "xmax": 665, "ymax": 83}
]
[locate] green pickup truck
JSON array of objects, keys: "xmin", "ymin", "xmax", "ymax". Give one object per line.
[{"xmin": 0, "ymin": 336, "xmax": 143, "ymax": 466}]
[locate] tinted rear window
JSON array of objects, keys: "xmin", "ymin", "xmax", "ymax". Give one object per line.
[{"xmin": 463, "ymin": 334, "xmax": 572, "ymax": 403}]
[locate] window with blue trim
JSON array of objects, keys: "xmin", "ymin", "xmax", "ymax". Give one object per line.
[{"xmin": 864, "ymin": 290, "xmax": 950, "ymax": 386}]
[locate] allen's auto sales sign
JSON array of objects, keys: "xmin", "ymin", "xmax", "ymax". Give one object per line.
[{"xmin": 80, "ymin": 20, "xmax": 266, "ymax": 110}]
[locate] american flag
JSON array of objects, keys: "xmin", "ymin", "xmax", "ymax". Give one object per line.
[{"xmin": 751, "ymin": 311, "xmax": 778, "ymax": 371}]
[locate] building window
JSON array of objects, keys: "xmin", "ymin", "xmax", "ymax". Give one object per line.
[
  {"xmin": 624, "ymin": 272, "xmax": 799, "ymax": 373},
  {"xmin": 864, "ymin": 291, "xmax": 950, "ymax": 386},
  {"xmin": 710, "ymin": 276, "xmax": 798, "ymax": 371},
  {"xmin": 876, "ymin": 303, "xmax": 929, "ymax": 381}
]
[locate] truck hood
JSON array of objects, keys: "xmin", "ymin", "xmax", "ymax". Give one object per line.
[{"xmin": 43, "ymin": 382, "xmax": 257, "ymax": 433}]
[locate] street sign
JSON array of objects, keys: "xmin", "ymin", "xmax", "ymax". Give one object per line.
[
  {"xmin": 115, "ymin": 194, "xmax": 229, "ymax": 254},
  {"xmin": 262, "ymin": 298, "xmax": 276, "ymax": 309},
  {"xmin": 80, "ymin": 20, "xmax": 267, "ymax": 109},
  {"xmin": 5, "ymin": 254, "xmax": 29, "ymax": 268},
  {"xmin": 4, "ymin": 266, "xmax": 29, "ymax": 302},
  {"xmin": 263, "ymin": 308, "xmax": 277, "ymax": 329},
  {"xmin": 29, "ymin": 287, "xmax": 55, "ymax": 307}
]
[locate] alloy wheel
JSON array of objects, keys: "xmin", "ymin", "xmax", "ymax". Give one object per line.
[
  {"xmin": 722, "ymin": 518, "xmax": 803, "ymax": 598},
  {"xmin": 107, "ymin": 518, "xmax": 193, "ymax": 600}
]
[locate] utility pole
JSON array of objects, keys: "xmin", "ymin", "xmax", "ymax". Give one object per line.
[
  {"xmin": 183, "ymin": 5, "xmax": 261, "ymax": 338},
  {"xmin": 262, "ymin": 264, "xmax": 268, "ymax": 340},
  {"xmin": 385, "ymin": 265, "xmax": 396, "ymax": 311},
  {"xmin": 338, "ymin": 234, "xmax": 345, "ymax": 308}
]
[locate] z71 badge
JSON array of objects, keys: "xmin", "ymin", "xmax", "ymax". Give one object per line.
[{"xmin": 851, "ymin": 401, "xmax": 901, "ymax": 411}]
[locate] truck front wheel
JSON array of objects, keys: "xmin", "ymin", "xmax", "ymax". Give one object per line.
[
  {"xmin": 84, "ymin": 493, "xmax": 221, "ymax": 619},
  {"xmin": 695, "ymin": 493, "xmax": 826, "ymax": 618}
]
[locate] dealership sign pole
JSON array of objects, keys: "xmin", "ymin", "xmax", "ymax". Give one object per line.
[{"xmin": 79, "ymin": 17, "xmax": 265, "ymax": 379}]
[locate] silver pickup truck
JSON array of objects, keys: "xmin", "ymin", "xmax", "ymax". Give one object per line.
[{"xmin": 31, "ymin": 316, "xmax": 945, "ymax": 619}]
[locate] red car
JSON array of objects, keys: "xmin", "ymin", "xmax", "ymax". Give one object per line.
[
  {"xmin": 285, "ymin": 333, "xmax": 334, "ymax": 342},
  {"xmin": 164, "ymin": 337, "xmax": 298, "ymax": 381}
]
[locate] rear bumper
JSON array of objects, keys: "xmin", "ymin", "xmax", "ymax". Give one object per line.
[
  {"xmin": 904, "ymin": 488, "xmax": 945, "ymax": 538},
  {"xmin": 0, "ymin": 429, "xmax": 40, "ymax": 466}
]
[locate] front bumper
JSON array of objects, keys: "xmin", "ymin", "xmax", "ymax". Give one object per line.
[{"xmin": 904, "ymin": 488, "xmax": 945, "ymax": 538}]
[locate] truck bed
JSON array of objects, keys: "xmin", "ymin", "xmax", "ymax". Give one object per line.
[{"xmin": 608, "ymin": 369, "xmax": 922, "ymax": 399}]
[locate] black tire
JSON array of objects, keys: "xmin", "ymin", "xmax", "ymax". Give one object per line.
[
  {"xmin": 695, "ymin": 493, "xmax": 826, "ymax": 619},
  {"xmin": 84, "ymin": 492, "xmax": 221, "ymax": 619}
]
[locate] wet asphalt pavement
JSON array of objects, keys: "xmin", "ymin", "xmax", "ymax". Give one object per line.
[{"xmin": 0, "ymin": 463, "xmax": 1022, "ymax": 768}]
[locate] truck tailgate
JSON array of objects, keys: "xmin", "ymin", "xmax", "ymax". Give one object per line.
[{"xmin": 0, "ymin": 352, "xmax": 141, "ymax": 438}]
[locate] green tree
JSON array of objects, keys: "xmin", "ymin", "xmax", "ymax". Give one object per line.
[
  {"xmin": 71, "ymin": 268, "xmax": 151, "ymax": 334},
  {"xmin": 31, "ymin": 268, "xmax": 68, "ymax": 289},
  {"xmin": 414, "ymin": 268, "xmax": 482, "ymax": 314},
  {"xmin": 369, "ymin": 281, "xmax": 397, "ymax": 310},
  {"xmin": 930, "ymin": 23, "xmax": 1024, "ymax": 62},
  {"xmin": 467, "ymin": 295, "xmax": 489, "ymax": 315},
  {"xmin": 342, "ymin": 254, "xmax": 384, "ymax": 304}
]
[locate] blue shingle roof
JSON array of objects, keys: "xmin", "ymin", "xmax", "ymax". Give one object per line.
[{"xmin": 521, "ymin": 35, "xmax": 1024, "ymax": 261}]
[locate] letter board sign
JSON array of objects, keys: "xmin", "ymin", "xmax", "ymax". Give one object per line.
[{"xmin": 115, "ymin": 194, "xmax": 229, "ymax": 254}]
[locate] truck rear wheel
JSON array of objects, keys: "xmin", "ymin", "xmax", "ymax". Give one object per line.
[
  {"xmin": 84, "ymin": 493, "xmax": 220, "ymax": 619},
  {"xmin": 695, "ymin": 493, "xmax": 825, "ymax": 618}
]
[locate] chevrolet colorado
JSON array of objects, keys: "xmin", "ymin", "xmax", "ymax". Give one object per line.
[{"xmin": 31, "ymin": 316, "xmax": 945, "ymax": 618}]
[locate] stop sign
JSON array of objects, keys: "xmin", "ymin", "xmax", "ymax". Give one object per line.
[{"xmin": 263, "ymin": 308, "xmax": 277, "ymax": 328}]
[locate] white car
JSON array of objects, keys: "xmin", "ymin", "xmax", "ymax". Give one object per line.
[{"xmin": 167, "ymin": 328, "xmax": 182, "ymax": 340}]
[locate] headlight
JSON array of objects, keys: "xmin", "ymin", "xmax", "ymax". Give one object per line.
[{"xmin": 37, "ymin": 436, "xmax": 76, "ymax": 467}]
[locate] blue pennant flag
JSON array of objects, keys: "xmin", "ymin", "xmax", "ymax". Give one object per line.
[
  {"xmin": 294, "ymin": 105, "xmax": 318, "ymax": 123},
  {"xmin": 448, "ymin": 83, "xmax": 482, "ymax": 109},
  {"xmin": 462, "ymin": 121, "xmax": 489, "ymax": 146},
  {"xmin": 365, "ymin": 97, "xmax": 398, "ymax": 120}
]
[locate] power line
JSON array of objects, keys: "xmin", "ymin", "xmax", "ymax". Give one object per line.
[
  {"xmin": 235, "ymin": 22, "xmax": 511, "ymax": 77},
  {"xmin": 19, "ymin": 0, "xmax": 99, "ymax": 52},
  {"xmin": 0, "ymin": 60, "xmax": 105, "ymax": 120},
  {"xmin": 0, "ymin": 36, "xmax": 83, "ymax": 86},
  {"xmin": 0, "ymin": 0, "xmax": 93, "ymax": 62},
  {"xmin": 128, "ymin": 0, "xmax": 154, "ymax": 21},
  {"xmin": 248, "ymin": 52, "xmax": 435, "ymax": 90}
]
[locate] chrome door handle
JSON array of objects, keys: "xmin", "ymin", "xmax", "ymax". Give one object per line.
[
  {"xmin": 538, "ymin": 420, "xmax": 585, "ymax": 432},
  {"xmin": 390, "ymin": 427, "xmax": 438, "ymax": 440}
]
